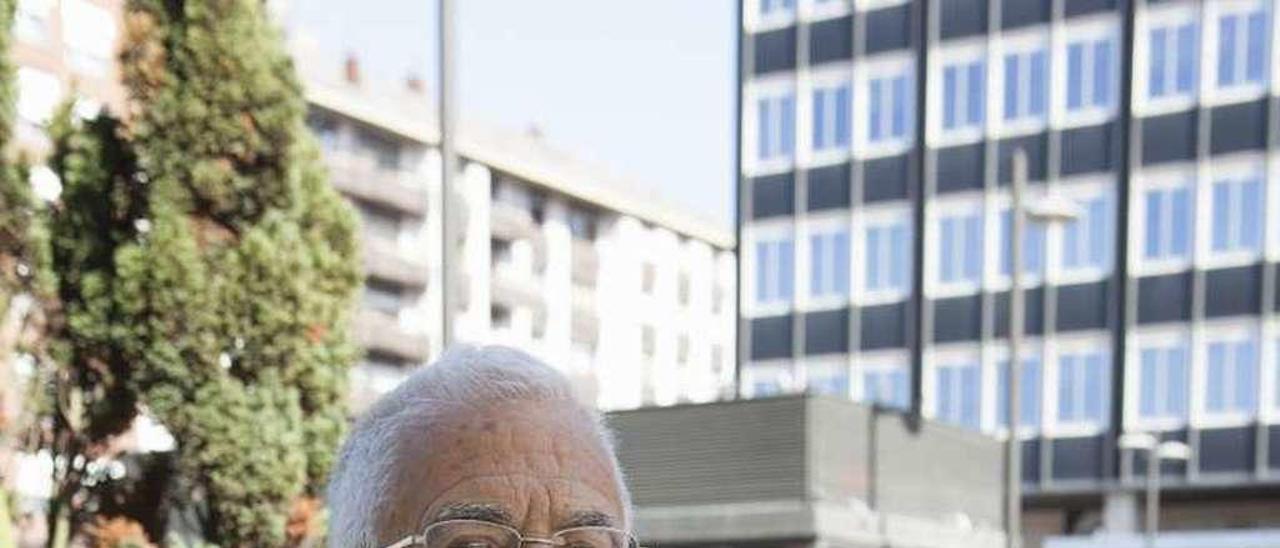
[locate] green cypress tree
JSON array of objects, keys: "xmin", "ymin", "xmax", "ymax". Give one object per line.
[{"xmin": 38, "ymin": 0, "xmax": 360, "ymax": 544}]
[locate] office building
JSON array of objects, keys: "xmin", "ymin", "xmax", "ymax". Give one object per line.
[
  {"xmin": 294, "ymin": 49, "xmax": 738, "ymax": 412},
  {"xmin": 737, "ymin": 0, "xmax": 1280, "ymax": 544}
]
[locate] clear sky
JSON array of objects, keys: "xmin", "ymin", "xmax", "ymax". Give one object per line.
[{"xmin": 282, "ymin": 0, "xmax": 737, "ymax": 229}]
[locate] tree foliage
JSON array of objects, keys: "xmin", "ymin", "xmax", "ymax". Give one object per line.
[{"xmin": 30, "ymin": 0, "xmax": 361, "ymax": 545}]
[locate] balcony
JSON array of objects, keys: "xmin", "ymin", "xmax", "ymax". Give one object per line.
[
  {"xmin": 490, "ymin": 201, "xmax": 539, "ymax": 240},
  {"xmin": 571, "ymin": 286, "xmax": 598, "ymax": 345},
  {"xmin": 325, "ymin": 150, "xmax": 428, "ymax": 217},
  {"xmin": 362, "ymin": 237, "xmax": 428, "ymax": 289},
  {"xmin": 491, "ymin": 262, "xmax": 543, "ymax": 310},
  {"xmin": 352, "ymin": 309, "xmax": 430, "ymax": 363}
]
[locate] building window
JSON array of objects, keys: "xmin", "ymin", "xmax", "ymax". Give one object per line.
[
  {"xmin": 996, "ymin": 356, "xmax": 1042, "ymax": 431},
  {"xmin": 1205, "ymin": 337, "xmax": 1257, "ymax": 417},
  {"xmin": 642, "ymin": 262, "xmax": 656, "ymax": 294},
  {"xmin": 942, "ymin": 59, "xmax": 986, "ymax": 133},
  {"xmin": 678, "ymin": 273, "xmax": 691, "ymax": 306},
  {"xmin": 362, "ymin": 278, "xmax": 403, "ymax": 315},
  {"xmin": 642, "ymin": 325, "xmax": 656, "ymax": 357},
  {"xmin": 1147, "ymin": 20, "xmax": 1198, "ymax": 100},
  {"xmin": 809, "ymin": 228, "xmax": 850, "ymax": 299},
  {"xmin": 807, "ymin": 365, "xmax": 849, "ymax": 397},
  {"xmin": 1142, "ymin": 184, "xmax": 1192, "ymax": 262},
  {"xmin": 569, "ymin": 208, "xmax": 597, "ymax": 240},
  {"xmin": 864, "ymin": 217, "xmax": 911, "ymax": 296},
  {"xmin": 1056, "ymin": 348, "xmax": 1109, "ymax": 427},
  {"xmin": 712, "ymin": 286, "xmax": 725, "ymax": 314},
  {"xmin": 934, "ymin": 360, "xmax": 981, "ymax": 430},
  {"xmin": 754, "ymin": 236, "xmax": 795, "ymax": 306},
  {"xmin": 867, "ymin": 71, "xmax": 912, "ymax": 146},
  {"xmin": 999, "ymin": 208, "xmax": 1046, "ymax": 277},
  {"xmin": 1138, "ymin": 343, "xmax": 1189, "ymax": 421},
  {"xmin": 759, "ymin": 0, "xmax": 794, "ymax": 17},
  {"xmin": 677, "ymin": 335, "xmax": 690, "ymax": 364},
  {"xmin": 1061, "ymin": 193, "xmax": 1112, "ymax": 274},
  {"xmin": 1210, "ymin": 175, "xmax": 1263, "ymax": 255},
  {"xmin": 1003, "ymin": 48, "xmax": 1048, "ymax": 124},
  {"xmin": 491, "ymin": 237, "xmax": 513, "ymax": 265},
  {"xmin": 358, "ymin": 202, "xmax": 403, "ymax": 243},
  {"xmin": 357, "ymin": 129, "xmax": 402, "ymax": 170},
  {"xmin": 862, "ymin": 362, "xmax": 910, "ymax": 410},
  {"xmin": 61, "ymin": 0, "xmax": 117, "ymax": 77},
  {"xmin": 936, "ymin": 211, "xmax": 983, "ymax": 286},
  {"xmin": 1216, "ymin": 7, "xmax": 1268, "ymax": 90},
  {"xmin": 811, "ymin": 81, "xmax": 851, "ymax": 152},
  {"xmin": 757, "ymin": 92, "xmax": 796, "ymax": 162},
  {"xmin": 491, "ymin": 305, "xmax": 512, "ymax": 330},
  {"xmin": 1066, "ymin": 36, "xmax": 1116, "ymax": 112}
]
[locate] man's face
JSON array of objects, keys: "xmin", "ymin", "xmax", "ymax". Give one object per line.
[{"xmin": 379, "ymin": 400, "xmax": 626, "ymax": 543}]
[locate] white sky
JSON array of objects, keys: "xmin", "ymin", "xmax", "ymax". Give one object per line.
[{"xmin": 283, "ymin": 0, "xmax": 737, "ymax": 229}]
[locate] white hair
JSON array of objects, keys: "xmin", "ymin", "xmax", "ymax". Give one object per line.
[{"xmin": 326, "ymin": 344, "xmax": 632, "ymax": 548}]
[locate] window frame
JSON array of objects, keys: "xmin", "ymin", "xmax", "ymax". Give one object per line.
[
  {"xmin": 1131, "ymin": 167, "xmax": 1196, "ymax": 276},
  {"xmin": 855, "ymin": 203, "xmax": 914, "ymax": 305},
  {"xmin": 988, "ymin": 190, "xmax": 1049, "ymax": 291},
  {"xmin": 995, "ymin": 30, "xmax": 1051, "ymax": 138},
  {"xmin": 746, "ymin": 0, "xmax": 797, "ymax": 32},
  {"xmin": 1046, "ymin": 333, "xmax": 1113, "ymax": 437},
  {"xmin": 803, "ymin": 214, "xmax": 852, "ymax": 308},
  {"xmin": 855, "ymin": 53, "xmax": 916, "ymax": 158},
  {"xmin": 1135, "ymin": 4, "xmax": 1201, "ymax": 117},
  {"xmin": 803, "ymin": 67, "xmax": 854, "ymax": 165},
  {"xmin": 1054, "ymin": 18, "xmax": 1121, "ymax": 129},
  {"xmin": 744, "ymin": 77, "xmax": 798, "ymax": 176},
  {"xmin": 927, "ymin": 195, "xmax": 986, "ymax": 297},
  {"xmin": 746, "ymin": 222, "xmax": 797, "ymax": 316},
  {"xmin": 1202, "ymin": 158, "xmax": 1265, "ymax": 268},
  {"xmin": 1054, "ymin": 179, "xmax": 1115, "ymax": 285},
  {"xmin": 928, "ymin": 40, "xmax": 989, "ymax": 147},
  {"xmin": 1196, "ymin": 321, "xmax": 1261, "ymax": 427},
  {"xmin": 1205, "ymin": 0, "xmax": 1270, "ymax": 105},
  {"xmin": 1128, "ymin": 329, "xmax": 1192, "ymax": 431},
  {"xmin": 927, "ymin": 345, "xmax": 983, "ymax": 430},
  {"xmin": 857, "ymin": 350, "xmax": 912, "ymax": 411},
  {"xmin": 986, "ymin": 341, "xmax": 1046, "ymax": 439}
]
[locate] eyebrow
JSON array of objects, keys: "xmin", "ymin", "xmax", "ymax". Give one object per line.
[
  {"xmin": 433, "ymin": 503, "xmax": 516, "ymax": 527},
  {"xmin": 560, "ymin": 510, "xmax": 617, "ymax": 529}
]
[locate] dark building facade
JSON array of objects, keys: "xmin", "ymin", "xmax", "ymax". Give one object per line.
[{"xmin": 736, "ymin": 0, "xmax": 1280, "ymax": 543}]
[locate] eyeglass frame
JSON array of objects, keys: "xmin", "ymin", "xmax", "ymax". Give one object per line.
[{"xmin": 383, "ymin": 518, "xmax": 642, "ymax": 548}]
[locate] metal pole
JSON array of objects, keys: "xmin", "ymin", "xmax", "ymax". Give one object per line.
[
  {"xmin": 438, "ymin": 0, "xmax": 456, "ymax": 349},
  {"xmin": 1146, "ymin": 450, "xmax": 1160, "ymax": 548},
  {"xmin": 1006, "ymin": 149, "xmax": 1027, "ymax": 548}
]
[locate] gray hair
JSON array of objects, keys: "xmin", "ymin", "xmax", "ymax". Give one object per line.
[{"xmin": 326, "ymin": 344, "xmax": 632, "ymax": 547}]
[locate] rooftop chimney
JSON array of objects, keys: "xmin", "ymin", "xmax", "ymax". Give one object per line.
[{"xmin": 344, "ymin": 53, "xmax": 361, "ymax": 85}]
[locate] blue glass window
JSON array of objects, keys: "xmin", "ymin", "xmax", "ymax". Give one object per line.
[
  {"xmin": 865, "ymin": 218, "xmax": 911, "ymax": 294},
  {"xmin": 759, "ymin": 0, "xmax": 795, "ymax": 17},
  {"xmin": 1218, "ymin": 9, "xmax": 1269, "ymax": 88},
  {"xmin": 757, "ymin": 93, "xmax": 795, "ymax": 161},
  {"xmin": 943, "ymin": 60, "xmax": 985, "ymax": 131},
  {"xmin": 754, "ymin": 237, "xmax": 795, "ymax": 305},
  {"xmin": 1066, "ymin": 37, "xmax": 1115, "ymax": 111},
  {"xmin": 812, "ymin": 83, "xmax": 851, "ymax": 152},
  {"xmin": 1000, "ymin": 209, "xmax": 1046, "ymax": 276},
  {"xmin": 869, "ymin": 71, "xmax": 913, "ymax": 145},
  {"xmin": 938, "ymin": 212, "xmax": 983, "ymax": 284},
  {"xmin": 863, "ymin": 365, "xmax": 910, "ymax": 409},
  {"xmin": 1205, "ymin": 338, "xmax": 1258, "ymax": 415},
  {"xmin": 1143, "ymin": 185, "xmax": 1192, "ymax": 261},
  {"xmin": 1210, "ymin": 176, "xmax": 1263, "ymax": 254},
  {"xmin": 1139, "ymin": 344, "xmax": 1189, "ymax": 420},
  {"xmin": 1057, "ymin": 350, "xmax": 1109, "ymax": 425},
  {"xmin": 809, "ymin": 228, "xmax": 850, "ymax": 299},
  {"xmin": 997, "ymin": 356, "xmax": 1043, "ymax": 430},
  {"xmin": 1062, "ymin": 194, "xmax": 1112, "ymax": 271},
  {"xmin": 1003, "ymin": 49, "xmax": 1048, "ymax": 122},
  {"xmin": 1149, "ymin": 21, "xmax": 1198, "ymax": 99},
  {"xmin": 935, "ymin": 361, "xmax": 981, "ymax": 429}
]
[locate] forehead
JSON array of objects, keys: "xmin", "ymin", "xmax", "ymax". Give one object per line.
[{"xmin": 378, "ymin": 401, "xmax": 624, "ymax": 537}]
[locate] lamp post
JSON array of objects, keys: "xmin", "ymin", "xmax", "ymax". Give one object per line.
[
  {"xmin": 1007, "ymin": 150, "xmax": 1080, "ymax": 548},
  {"xmin": 1118, "ymin": 433, "xmax": 1192, "ymax": 548}
]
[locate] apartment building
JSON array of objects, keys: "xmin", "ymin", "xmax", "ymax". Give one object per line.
[
  {"xmin": 737, "ymin": 0, "xmax": 1280, "ymax": 544},
  {"xmin": 295, "ymin": 50, "xmax": 738, "ymax": 412}
]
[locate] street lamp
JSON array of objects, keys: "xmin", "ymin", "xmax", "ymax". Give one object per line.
[
  {"xmin": 1006, "ymin": 150, "xmax": 1081, "ymax": 548},
  {"xmin": 1118, "ymin": 433, "xmax": 1192, "ymax": 548}
]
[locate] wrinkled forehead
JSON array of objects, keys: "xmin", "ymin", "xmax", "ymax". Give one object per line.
[{"xmin": 376, "ymin": 400, "xmax": 623, "ymax": 535}]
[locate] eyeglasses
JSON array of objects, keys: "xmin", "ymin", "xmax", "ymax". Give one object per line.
[{"xmin": 385, "ymin": 519, "xmax": 641, "ymax": 548}]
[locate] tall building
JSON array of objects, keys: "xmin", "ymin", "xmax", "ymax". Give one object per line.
[
  {"xmin": 294, "ymin": 50, "xmax": 738, "ymax": 412},
  {"xmin": 737, "ymin": 0, "xmax": 1280, "ymax": 544}
]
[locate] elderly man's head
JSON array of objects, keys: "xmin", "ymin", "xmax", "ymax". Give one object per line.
[{"xmin": 327, "ymin": 345, "xmax": 632, "ymax": 548}]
